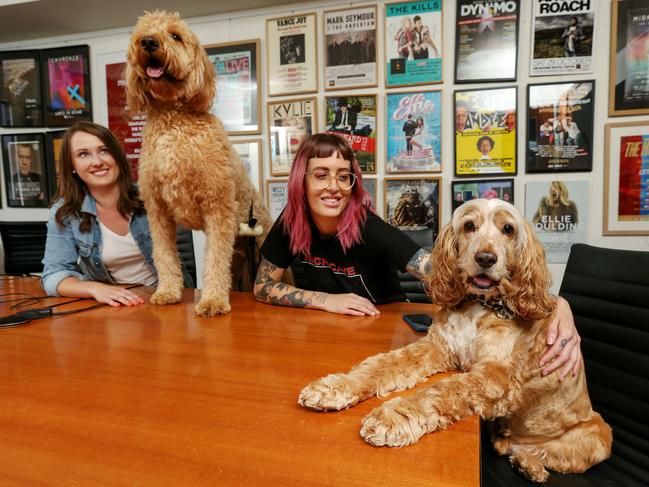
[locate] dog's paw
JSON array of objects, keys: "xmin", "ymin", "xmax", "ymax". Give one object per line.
[
  {"xmin": 195, "ymin": 297, "xmax": 231, "ymax": 317},
  {"xmin": 298, "ymin": 374, "xmax": 359, "ymax": 411},
  {"xmin": 509, "ymin": 452, "xmax": 549, "ymax": 483},
  {"xmin": 150, "ymin": 287, "xmax": 183, "ymax": 306},
  {"xmin": 360, "ymin": 397, "xmax": 427, "ymax": 447}
]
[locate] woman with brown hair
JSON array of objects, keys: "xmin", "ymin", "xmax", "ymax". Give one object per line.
[{"xmin": 41, "ymin": 121, "xmax": 190, "ymax": 306}]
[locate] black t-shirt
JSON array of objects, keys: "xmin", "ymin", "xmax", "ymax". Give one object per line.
[{"xmin": 261, "ymin": 212, "xmax": 421, "ymax": 304}]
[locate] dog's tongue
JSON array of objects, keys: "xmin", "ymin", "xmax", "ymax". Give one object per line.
[
  {"xmin": 146, "ymin": 66, "xmax": 164, "ymax": 78},
  {"xmin": 473, "ymin": 274, "xmax": 495, "ymax": 287}
]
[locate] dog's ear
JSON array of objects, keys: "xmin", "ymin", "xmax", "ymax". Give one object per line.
[
  {"xmin": 501, "ymin": 220, "xmax": 555, "ymax": 320},
  {"xmin": 426, "ymin": 221, "xmax": 465, "ymax": 308},
  {"xmin": 185, "ymin": 45, "xmax": 215, "ymax": 113}
]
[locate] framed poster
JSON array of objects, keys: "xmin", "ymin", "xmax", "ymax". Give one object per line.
[
  {"xmin": 206, "ymin": 39, "xmax": 261, "ymax": 134},
  {"xmin": 386, "ymin": 90, "xmax": 441, "ymax": 173},
  {"xmin": 454, "ymin": 86, "xmax": 517, "ymax": 177},
  {"xmin": 526, "ymin": 81, "xmax": 595, "ymax": 173},
  {"xmin": 530, "ymin": 0, "xmax": 595, "ymax": 76},
  {"xmin": 0, "ymin": 50, "xmax": 42, "ymax": 127},
  {"xmin": 526, "ymin": 180, "xmax": 588, "ymax": 264},
  {"xmin": 267, "ymin": 97, "xmax": 317, "ymax": 176},
  {"xmin": 385, "ymin": 0, "xmax": 443, "ymax": 87},
  {"xmin": 325, "ymin": 94, "xmax": 377, "ymax": 173},
  {"xmin": 105, "ymin": 60, "xmax": 142, "ymax": 180},
  {"xmin": 454, "ymin": 0, "xmax": 519, "ymax": 83},
  {"xmin": 266, "ymin": 13, "xmax": 318, "ymax": 96},
  {"xmin": 603, "ymin": 121, "xmax": 649, "ymax": 235},
  {"xmin": 45, "ymin": 130, "xmax": 66, "ymax": 199},
  {"xmin": 324, "ymin": 5, "xmax": 378, "ymax": 90},
  {"xmin": 232, "ymin": 139, "xmax": 262, "ymax": 192},
  {"xmin": 451, "ymin": 178, "xmax": 514, "ymax": 212},
  {"xmin": 609, "ymin": 0, "xmax": 649, "ymax": 116},
  {"xmin": 41, "ymin": 45, "xmax": 92, "ymax": 126},
  {"xmin": 266, "ymin": 178, "xmax": 289, "ymax": 221},
  {"xmin": 384, "ymin": 176, "xmax": 440, "ymax": 246},
  {"xmin": 1, "ymin": 133, "xmax": 48, "ymax": 207},
  {"xmin": 363, "ymin": 176, "xmax": 378, "ymax": 210}
]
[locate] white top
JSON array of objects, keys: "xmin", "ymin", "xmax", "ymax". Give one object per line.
[{"xmin": 99, "ymin": 221, "xmax": 157, "ymax": 286}]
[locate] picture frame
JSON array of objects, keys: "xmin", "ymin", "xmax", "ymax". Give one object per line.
[
  {"xmin": 205, "ymin": 39, "xmax": 261, "ymax": 135},
  {"xmin": 454, "ymin": 86, "xmax": 517, "ymax": 177},
  {"xmin": 454, "ymin": 0, "xmax": 519, "ymax": 83},
  {"xmin": 266, "ymin": 12, "xmax": 318, "ymax": 97},
  {"xmin": 266, "ymin": 178, "xmax": 289, "ymax": 221},
  {"xmin": 362, "ymin": 176, "xmax": 378, "ymax": 211},
  {"xmin": 323, "ymin": 4, "xmax": 378, "ymax": 90},
  {"xmin": 105, "ymin": 59, "xmax": 141, "ymax": 181},
  {"xmin": 231, "ymin": 139, "xmax": 263, "ymax": 192},
  {"xmin": 384, "ymin": 0, "xmax": 443, "ymax": 88},
  {"xmin": 386, "ymin": 90, "xmax": 442, "ymax": 174},
  {"xmin": 0, "ymin": 49, "xmax": 43, "ymax": 127},
  {"xmin": 603, "ymin": 121, "xmax": 649, "ymax": 236},
  {"xmin": 525, "ymin": 180, "xmax": 589, "ymax": 264},
  {"xmin": 325, "ymin": 94, "xmax": 377, "ymax": 173},
  {"xmin": 384, "ymin": 176, "xmax": 441, "ymax": 247},
  {"xmin": 530, "ymin": 0, "xmax": 595, "ymax": 76},
  {"xmin": 526, "ymin": 80, "xmax": 595, "ymax": 173},
  {"xmin": 44, "ymin": 129, "xmax": 66, "ymax": 200},
  {"xmin": 267, "ymin": 97, "xmax": 317, "ymax": 176},
  {"xmin": 609, "ymin": 0, "xmax": 649, "ymax": 116},
  {"xmin": 1, "ymin": 133, "xmax": 48, "ymax": 207},
  {"xmin": 451, "ymin": 178, "xmax": 514, "ymax": 212},
  {"xmin": 41, "ymin": 45, "xmax": 92, "ymax": 127}
]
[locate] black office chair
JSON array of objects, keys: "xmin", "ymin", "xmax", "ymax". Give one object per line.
[
  {"xmin": 176, "ymin": 226, "xmax": 196, "ymax": 288},
  {"xmin": 0, "ymin": 221, "xmax": 47, "ymax": 275},
  {"xmin": 481, "ymin": 244, "xmax": 649, "ymax": 486}
]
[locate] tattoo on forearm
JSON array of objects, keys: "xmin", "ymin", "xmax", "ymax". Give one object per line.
[
  {"xmin": 313, "ymin": 292, "xmax": 327, "ymax": 305},
  {"xmin": 255, "ymin": 257, "xmax": 321, "ymax": 308},
  {"xmin": 406, "ymin": 249, "xmax": 432, "ymax": 280}
]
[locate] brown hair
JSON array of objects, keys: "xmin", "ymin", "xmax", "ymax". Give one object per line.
[{"xmin": 54, "ymin": 121, "xmax": 143, "ymax": 232}]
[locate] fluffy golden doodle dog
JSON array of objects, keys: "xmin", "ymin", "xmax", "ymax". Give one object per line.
[
  {"xmin": 299, "ymin": 199, "xmax": 611, "ymax": 483},
  {"xmin": 126, "ymin": 11, "xmax": 272, "ymax": 316}
]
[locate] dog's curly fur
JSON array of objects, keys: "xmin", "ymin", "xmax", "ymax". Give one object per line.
[
  {"xmin": 126, "ymin": 11, "xmax": 272, "ymax": 316},
  {"xmin": 299, "ymin": 199, "xmax": 612, "ymax": 483}
]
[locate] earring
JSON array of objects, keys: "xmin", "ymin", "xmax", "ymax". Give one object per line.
[{"xmin": 72, "ymin": 170, "xmax": 77, "ymax": 174}]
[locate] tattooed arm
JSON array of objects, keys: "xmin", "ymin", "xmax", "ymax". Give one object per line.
[
  {"xmin": 254, "ymin": 257, "xmax": 380, "ymax": 316},
  {"xmin": 405, "ymin": 248, "xmax": 433, "ymax": 281}
]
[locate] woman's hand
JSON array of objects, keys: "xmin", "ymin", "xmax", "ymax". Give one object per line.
[
  {"xmin": 321, "ymin": 293, "xmax": 380, "ymax": 317},
  {"xmin": 540, "ymin": 297, "xmax": 582, "ymax": 380},
  {"xmin": 88, "ymin": 282, "xmax": 145, "ymax": 307}
]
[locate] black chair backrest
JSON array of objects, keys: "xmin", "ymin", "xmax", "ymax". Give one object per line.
[
  {"xmin": 176, "ymin": 227, "xmax": 196, "ymax": 288},
  {"xmin": 0, "ymin": 221, "xmax": 47, "ymax": 275},
  {"xmin": 559, "ymin": 243, "xmax": 649, "ymax": 484}
]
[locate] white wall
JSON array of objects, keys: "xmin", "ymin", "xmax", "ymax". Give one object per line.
[{"xmin": 1, "ymin": 0, "xmax": 648, "ymax": 291}]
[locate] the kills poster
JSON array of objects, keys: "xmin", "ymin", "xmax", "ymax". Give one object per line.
[
  {"xmin": 385, "ymin": 0, "xmax": 443, "ymax": 87},
  {"xmin": 454, "ymin": 87, "xmax": 517, "ymax": 176},
  {"xmin": 267, "ymin": 97, "xmax": 316, "ymax": 176},
  {"xmin": 454, "ymin": 0, "xmax": 519, "ymax": 82},
  {"xmin": 0, "ymin": 51, "xmax": 42, "ymax": 127},
  {"xmin": 623, "ymin": 5, "xmax": 649, "ymax": 109},
  {"xmin": 324, "ymin": 5, "xmax": 377, "ymax": 90},
  {"xmin": 42, "ymin": 45, "xmax": 92, "ymax": 126},
  {"xmin": 531, "ymin": 0, "xmax": 595, "ymax": 76},
  {"xmin": 618, "ymin": 134, "xmax": 649, "ymax": 221},
  {"xmin": 325, "ymin": 95, "xmax": 377, "ymax": 173},
  {"xmin": 106, "ymin": 62, "xmax": 143, "ymax": 180},
  {"xmin": 527, "ymin": 81, "xmax": 594, "ymax": 173},
  {"xmin": 386, "ymin": 90, "xmax": 441, "ymax": 173},
  {"xmin": 526, "ymin": 180, "xmax": 588, "ymax": 264}
]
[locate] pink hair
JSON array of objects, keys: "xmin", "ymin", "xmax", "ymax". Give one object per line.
[{"xmin": 281, "ymin": 133, "xmax": 372, "ymax": 259}]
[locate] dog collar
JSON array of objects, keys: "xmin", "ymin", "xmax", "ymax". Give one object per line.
[{"xmin": 463, "ymin": 294, "xmax": 514, "ymax": 320}]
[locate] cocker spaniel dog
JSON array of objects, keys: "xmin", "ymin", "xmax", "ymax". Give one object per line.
[
  {"xmin": 299, "ymin": 199, "xmax": 611, "ymax": 483},
  {"xmin": 126, "ymin": 11, "xmax": 272, "ymax": 316}
]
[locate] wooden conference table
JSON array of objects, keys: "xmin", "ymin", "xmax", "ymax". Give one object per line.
[{"xmin": 0, "ymin": 277, "xmax": 479, "ymax": 486}]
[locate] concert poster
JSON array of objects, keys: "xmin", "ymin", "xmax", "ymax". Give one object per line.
[
  {"xmin": 454, "ymin": 0, "xmax": 519, "ymax": 83},
  {"xmin": 266, "ymin": 179, "xmax": 289, "ymax": 221},
  {"xmin": 451, "ymin": 178, "xmax": 514, "ymax": 212},
  {"xmin": 1, "ymin": 133, "xmax": 48, "ymax": 208},
  {"xmin": 527, "ymin": 81, "xmax": 595, "ymax": 173},
  {"xmin": 325, "ymin": 94, "xmax": 377, "ymax": 173},
  {"xmin": 0, "ymin": 50, "xmax": 42, "ymax": 127},
  {"xmin": 454, "ymin": 86, "xmax": 517, "ymax": 176}
]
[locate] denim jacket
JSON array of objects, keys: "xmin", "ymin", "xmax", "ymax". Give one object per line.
[{"xmin": 41, "ymin": 194, "xmax": 192, "ymax": 295}]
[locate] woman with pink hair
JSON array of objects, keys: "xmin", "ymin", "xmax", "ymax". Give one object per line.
[{"xmin": 254, "ymin": 134, "xmax": 582, "ymax": 378}]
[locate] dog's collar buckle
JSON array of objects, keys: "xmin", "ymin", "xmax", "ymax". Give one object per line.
[{"xmin": 464, "ymin": 294, "xmax": 514, "ymax": 320}]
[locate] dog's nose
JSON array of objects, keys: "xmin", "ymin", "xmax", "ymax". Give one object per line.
[
  {"xmin": 475, "ymin": 252, "xmax": 498, "ymax": 269},
  {"xmin": 141, "ymin": 37, "xmax": 159, "ymax": 52}
]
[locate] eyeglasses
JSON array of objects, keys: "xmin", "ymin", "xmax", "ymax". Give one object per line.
[{"xmin": 306, "ymin": 169, "xmax": 356, "ymax": 191}]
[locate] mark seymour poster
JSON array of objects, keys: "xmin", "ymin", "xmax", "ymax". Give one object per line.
[{"xmin": 531, "ymin": 0, "xmax": 595, "ymax": 76}]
